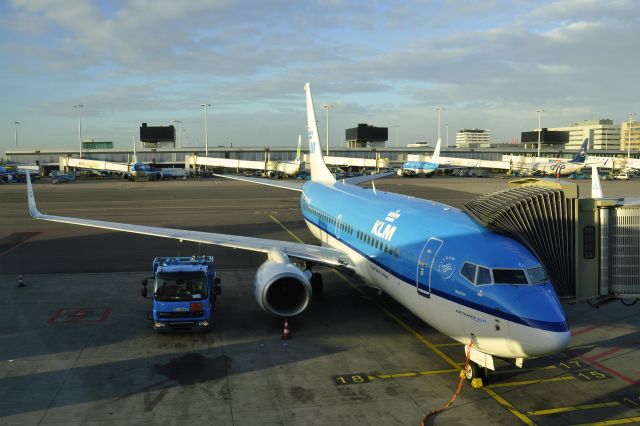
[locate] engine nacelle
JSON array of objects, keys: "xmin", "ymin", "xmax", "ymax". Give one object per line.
[{"xmin": 253, "ymin": 261, "xmax": 312, "ymax": 317}]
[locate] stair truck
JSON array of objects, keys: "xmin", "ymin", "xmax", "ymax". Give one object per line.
[{"xmin": 141, "ymin": 256, "xmax": 221, "ymax": 332}]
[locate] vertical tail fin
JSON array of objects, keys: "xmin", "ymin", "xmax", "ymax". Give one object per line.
[
  {"xmin": 571, "ymin": 138, "xmax": 589, "ymax": 164},
  {"xmin": 432, "ymin": 138, "xmax": 442, "ymax": 160},
  {"xmin": 304, "ymin": 82, "xmax": 336, "ymax": 183},
  {"xmin": 591, "ymin": 165, "xmax": 603, "ymax": 199},
  {"xmin": 295, "ymin": 135, "xmax": 302, "ymax": 164}
]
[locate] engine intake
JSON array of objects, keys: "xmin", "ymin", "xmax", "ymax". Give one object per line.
[{"xmin": 254, "ymin": 261, "xmax": 312, "ymax": 317}]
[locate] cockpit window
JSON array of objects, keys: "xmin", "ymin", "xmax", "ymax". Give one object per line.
[
  {"xmin": 476, "ymin": 267, "xmax": 492, "ymax": 285},
  {"xmin": 527, "ymin": 267, "xmax": 548, "ymax": 284},
  {"xmin": 492, "ymin": 269, "xmax": 528, "ymax": 284},
  {"xmin": 461, "ymin": 263, "xmax": 477, "ymax": 283}
]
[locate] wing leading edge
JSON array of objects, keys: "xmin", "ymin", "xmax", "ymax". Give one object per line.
[{"xmin": 26, "ymin": 174, "xmax": 351, "ymax": 270}]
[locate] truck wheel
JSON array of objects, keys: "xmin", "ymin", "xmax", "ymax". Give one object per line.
[{"xmin": 311, "ymin": 272, "xmax": 323, "ymax": 300}]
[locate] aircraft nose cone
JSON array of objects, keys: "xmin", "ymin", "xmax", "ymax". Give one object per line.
[{"xmin": 508, "ymin": 285, "xmax": 570, "ymax": 357}]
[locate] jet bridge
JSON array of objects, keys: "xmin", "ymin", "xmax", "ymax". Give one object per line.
[{"xmin": 465, "ymin": 178, "xmax": 640, "ymax": 302}]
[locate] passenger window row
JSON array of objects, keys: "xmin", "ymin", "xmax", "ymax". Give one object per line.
[
  {"xmin": 302, "ymin": 203, "xmax": 353, "ymax": 235},
  {"xmin": 355, "ymin": 229, "xmax": 400, "ymax": 258},
  {"xmin": 303, "ymin": 203, "xmax": 400, "ymax": 258}
]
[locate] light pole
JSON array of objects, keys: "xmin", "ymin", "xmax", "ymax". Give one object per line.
[
  {"xmin": 322, "ymin": 104, "xmax": 333, "ymax": 155},
  {"xmin": 628, "ymin": 113, "xmax": 635, "ymax": 158},
  {"xmin": 436, "ymin": 107, "xmax": 445, "ymax": 142},
  {"xmin": 201, "ymin": 104, "xmax": 211, "ymax": 156},
  {"xmin": 14, "ymin": 121, "xmax": 20, "ymax": 148},
  {"xmin": 444, "ymin": 123, "xmax": 449, "ymax": 147},
  {"xmin": 171, "ymin": 120, "xmax": 182, "ymax": 148},
  {"xmin": 536, "ymin": 109, "xmax": 544, "ymax": 157},
  {"xmin": 74, "ymin": 104, "xmax": 83, "ymax": 158}
]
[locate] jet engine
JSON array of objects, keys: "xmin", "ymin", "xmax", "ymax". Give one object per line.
[{"xmin": 253, "ymin": 260, "xmax": 312, "ymax": 317}]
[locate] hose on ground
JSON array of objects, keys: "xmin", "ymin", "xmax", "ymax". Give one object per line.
[{"xmin": 421, "ymin": 340, "xmax": 474, "ymax": 425}]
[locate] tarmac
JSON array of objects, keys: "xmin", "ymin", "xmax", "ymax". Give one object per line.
[{"xmin": 1, "ymin": 176, "xmax": 639, "ymax": 425}]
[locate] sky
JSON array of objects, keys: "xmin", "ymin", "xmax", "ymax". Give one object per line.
[{"xmin": 0, "ymin": 0, "xmax": 639, "ymax": 152}]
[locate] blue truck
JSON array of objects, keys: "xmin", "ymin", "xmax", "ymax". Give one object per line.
[{"xmin": 141, "ymin": 256, "xmax": 221, "ymax": 332}]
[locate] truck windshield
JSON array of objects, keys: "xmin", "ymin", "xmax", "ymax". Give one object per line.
[{"xmin": 154, "ymin": 272, "xmax": 207, "ymax": 301}]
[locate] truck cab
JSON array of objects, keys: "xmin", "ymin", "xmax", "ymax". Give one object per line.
[{"xmin": 142, "ymin": 256, "xmax": 221, "ymax": 332}]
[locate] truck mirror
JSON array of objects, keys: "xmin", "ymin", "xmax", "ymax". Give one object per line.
[
  {"xmin": 141, "ymin": 286, "xmax": 148, "ymax": 298},
  {"xmin": 214, "ymin": 277, "xmax": 221, "ymax": 285},
  {"xmin": 215, "ymin": 286, "xmax": 222, "ymax": 296},
  {"xmin": 141, "ymin": 278, "xmax": 148, "ymax": 287}
]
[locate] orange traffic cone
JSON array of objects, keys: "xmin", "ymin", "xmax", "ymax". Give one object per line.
[
  {"xmin": 281, "ymin": 319, "xmax": 291, "ymax": 340},
  {"xmin": 18, "ymin": 274, "xmax": 24, "ymax": 287}
]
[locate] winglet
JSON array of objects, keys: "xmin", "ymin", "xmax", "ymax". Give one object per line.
[
  {"xmin": 26, "ymin": 173, "xmax": 42, "ymax": 218},
  {"xmin": 304, "ymin": 83, "xmax": 336, "ymax": 183},
  {"xmin": 591, "ymin": 165, "xmax": 603, "ymax": 199},
  {"xmin": 432, "ymin": 138, "xmax": 442, "ymax": 160}
]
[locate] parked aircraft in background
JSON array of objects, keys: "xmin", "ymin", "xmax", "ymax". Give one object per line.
[
  {"xmin": 59, "ymin": 137, "xmax": 173, "ymax": 181},
  {"xmin": 0, "ymin": 165, "xmax": 38, "ymax": 183},
  {"xmin": 26, "ymin": 82, "xmax": 569, "ymax": 385},
  {"xmin": 523, "ymin": 138, "xmax": 589, "ymax": 176},
  {"xmin": 397, "ymin": 138, "xmax": 441, "ymax": 177}
]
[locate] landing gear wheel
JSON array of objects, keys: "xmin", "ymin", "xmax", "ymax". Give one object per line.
[
  {"xmin": 464, "ymin": 361, "xmax": 480, "ymax": 381},
  {"xmin": 311, "ymin": 272, "xmax": 323, "ymax": 300},
  {"xmin": 464, "ymin": 361, "xmax": 485, "ymax": 388}
]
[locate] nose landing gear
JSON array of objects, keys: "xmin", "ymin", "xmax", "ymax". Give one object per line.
[{"xmin": 464, "ymin": 361, "xmax": 492, "ymax": 388}]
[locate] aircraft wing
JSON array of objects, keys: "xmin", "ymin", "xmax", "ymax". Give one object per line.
[
  {"xmin": 26, "ymin": 175, "xmax": 351, "ymax": 269},
  {"xmin": 343, "ymin": 171, "xmax": 396, "ymax": 185},
  {"xmin": 211, "ymin": 174, "xmax": 303, "ymax": 191}
]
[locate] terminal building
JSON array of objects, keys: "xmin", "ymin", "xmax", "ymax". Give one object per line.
[
  {"xmin": 548, "ymin": 119, "xmax": 621, "ymax": 150},
  {"xmin": 621, "ymin": 120, "xmax": 640, "ymax": 152},
  {"xmin": 455, "ymin": 129, "xmax": 491, "ymax": 148}
]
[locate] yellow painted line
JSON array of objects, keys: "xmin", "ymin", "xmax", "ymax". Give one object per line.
[
  {"xmin": 573, "ymin": 417, "xmax": 640, "ymax": 425},
  {"xmin": 271, "ymin": 217, "xmax": 534, "ymax": 425},
  {"xmin": 418, "ymin": 368, "xmax": 459, "ymax": 376},
  {"xmin": 375, "ymin": 369, "xmax": 457, "ymax": 380},
  {"xmin": 333, "ymin": 269, "xmax": 461, "ymax": 370},
  {"xmin": 389, "ymin": 372, "xmax": 418, "ymax": 378},
  {"xmin": 433, "ymin": 342, "xmax": 463, "ymax": 347},
  {"xmin": 483, "ymin": 387, "xmax": 536, "ymax": 426},
  {"xmin": 269, "ymin": 215, "xmax": 305, "ymax": 243},
  {"xmin": 486, "ymin": 375, "xmax": 575, "ymax": 389},
  {"xmin": 527, "ymin": 401, "xmax": 621, "ymax": 416},
  {"xmin": 493, "ymin": 365, "xmax": 559, "ymax": 375}
]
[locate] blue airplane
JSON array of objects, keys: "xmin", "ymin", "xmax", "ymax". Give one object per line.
[
  {"xmin": 0, "ymin": 165, "xmax": 38, "ymax": 183},
  {"xmin": 25, "ymin": 82, "xmax": 569, "ymax": 384},
  {"xmin": 397, "ymin": 138, "xmax": 441, "ymax": 177}
]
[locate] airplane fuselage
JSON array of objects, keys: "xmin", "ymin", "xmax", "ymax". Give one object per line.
[
  {"xmin": 398, "ymin": 161, "xmax": 438, "ymax": 176},
  {"xmin": 300, "ymin": 181, "xmax": 569, "ymax": 360},
  {"xmin": 533, "ymin": 161, "xmax": 584, "ymax": 176}
]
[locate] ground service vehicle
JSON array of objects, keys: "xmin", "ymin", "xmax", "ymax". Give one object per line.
[{"xmin": 141, "ymin": 256, "xmax": 221, "ymax": 332}]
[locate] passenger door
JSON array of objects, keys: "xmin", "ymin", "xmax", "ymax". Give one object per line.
[{"xmin": 416, "ymin": 238, "xmax": 443, "ymax": 298}]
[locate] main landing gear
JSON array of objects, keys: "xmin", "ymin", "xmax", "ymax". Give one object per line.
[{"xmin": 310, "ymin": 272, "xmax": 323, "ymax": 300}]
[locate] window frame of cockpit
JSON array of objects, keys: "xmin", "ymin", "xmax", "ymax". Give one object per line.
[{"xmin": 460, "ymin": 261, "xmax": 493, "ymax": 286}]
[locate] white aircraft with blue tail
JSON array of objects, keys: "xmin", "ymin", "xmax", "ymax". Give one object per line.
[
  {"xmin": 25, "ymin": 82, "xmax": 569, "ymax": 384},
  {"xmin": 397, "ymin": 138, "xmax": 441, "ymax": 177}
]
